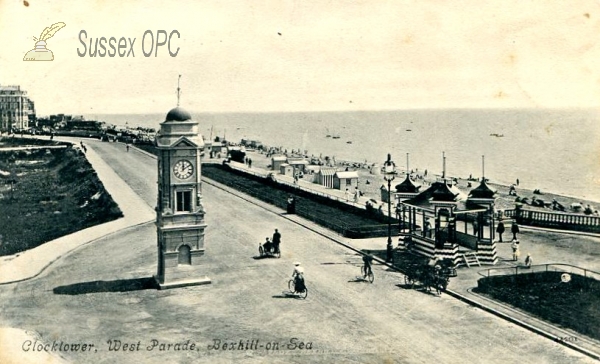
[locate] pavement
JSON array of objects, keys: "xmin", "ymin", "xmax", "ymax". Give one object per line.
[{"xmin": 1, "ymin": 138, "xmax": 599, "ymax": 362}]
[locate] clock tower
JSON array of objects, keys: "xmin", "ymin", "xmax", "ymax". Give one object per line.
[{"xmin": 154, "ymin": 106, "xmax": 211, "ymax": 289}]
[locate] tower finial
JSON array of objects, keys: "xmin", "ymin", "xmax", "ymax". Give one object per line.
[{"xmin": 177, "ymin": 74, "xmax": 182, "ymax": 106}]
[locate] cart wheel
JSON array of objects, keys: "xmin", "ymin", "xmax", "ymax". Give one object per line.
[
  {"xmin": 299, "ymin": 287, "xmax": 308, "ymax": 299},
  {"xmin": 259, "ymin": 246, "xmax": 264, "ymax": 256},
  {"xmin": 288, "ymin": 279, "xmax": 295, "ymax": 293}
]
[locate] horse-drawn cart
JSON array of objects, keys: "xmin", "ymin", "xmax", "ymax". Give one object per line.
[{"xmin": 403, "ymin": 255, "xmax": 456, "ymax": 295}]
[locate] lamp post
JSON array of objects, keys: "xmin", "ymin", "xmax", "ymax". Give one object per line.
[{"xmin": 383, "ymin": 153, "xmax": 397, "ymax": 263}]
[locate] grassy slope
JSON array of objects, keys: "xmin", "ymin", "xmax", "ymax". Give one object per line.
[
  {"xmin": 476, "ymin": 272, "xmax": 600, "ymax": 341},
  {"xmin": 0, "ymin": 145, "xmax": 123, "ymax": 256}
]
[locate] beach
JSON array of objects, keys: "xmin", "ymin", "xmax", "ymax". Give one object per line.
[
  {"xmin": 87, "ymin": 108, "xmax": 600, "ymax": 203},
  {"xmin": 242, "ymin": 148, "xmax": 600, "ymax": 215}
]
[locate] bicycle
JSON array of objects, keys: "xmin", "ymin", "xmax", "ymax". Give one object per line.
[
  {"xmin": 360, "ymin": 265, "xmax": 374, "ymax": 283},
  {"xmin": 288, "ymin": 279, "xmax": 308, "ymax": 299}
]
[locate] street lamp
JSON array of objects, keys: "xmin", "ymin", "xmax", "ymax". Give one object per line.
[{"xmin": 383, "ymin": 153, "xmax": 397, "ymax": 263}]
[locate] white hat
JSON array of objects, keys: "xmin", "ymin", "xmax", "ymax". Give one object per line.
[{"xmin": 294, "ymin": 262, "xmax": 301, "ymax": 266}]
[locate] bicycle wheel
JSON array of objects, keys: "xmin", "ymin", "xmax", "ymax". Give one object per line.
[
  {"xmin": 259, "ymin": 245, "xmax": 264, "ymax": 257},
  {"xmin": 366, "ymin": 271, "xmax": 374, "ymax": 284},
  {"xmin": 298, "ymin": 287, "xmax": 308, "ymax": 299},
  {"xmin": 360, "ymin": 266, "xmax": 366, "ymax": 278},
  {"xmin": 288, "ymin": 279, "xmax": 295, "ymax": 293}
]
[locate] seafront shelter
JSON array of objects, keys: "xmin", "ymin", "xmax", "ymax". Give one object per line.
[
  {"xmin": 333, "ymin": 171, "xmax": 359, "ymax": 191},
  {"xmin": 394, "ymin": 174, "xmax": 421, "ymax": 228},
  {"xmin": 399, "ymin": 178, "xmax": 498, "ymax": 267}
]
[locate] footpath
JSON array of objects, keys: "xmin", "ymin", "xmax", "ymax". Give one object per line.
[
  {"xmin": 1, "ymin": 139, "xmax": 599, "ymax": 361},
  {"xmin": 0, "ymin": 141, "xmax": 155, "ymax": 285}
]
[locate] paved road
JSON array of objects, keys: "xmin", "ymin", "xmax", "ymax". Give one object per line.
[{"xmin": 0, "ymin": 139, "xmax": 594, "ymax": 363}]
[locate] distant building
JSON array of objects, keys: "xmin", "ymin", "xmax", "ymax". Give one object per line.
[{"xmin": 0, "ymin": 85, "xmax": 36, "ymax": 131}]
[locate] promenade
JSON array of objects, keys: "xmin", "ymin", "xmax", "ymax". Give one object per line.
[
  {"xmin": 223, "ymin": 151, "xmax": 600, "ymax": 360},
  {"xmin": 0, "ymin": 137, "xmax": 598, "ymax": 363}
]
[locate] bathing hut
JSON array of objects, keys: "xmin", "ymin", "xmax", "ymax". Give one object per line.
[
  {"xmin": 317, "ymin": 167, "xmax": 337, "ymax": 188},
  {"xmin": 271, "ymin": 155, "xmax": 287, "ymax": 171},
  {"xmin": 287, "ymin": 158, "xmax": 309, "ymax": 173},
  {"xmin": 333, "ymin": 171, "xmax": 359, "ymax": 191},
  {"xmin": 279, "ymin": 163, "xmax": 294, "ymax": 176}
]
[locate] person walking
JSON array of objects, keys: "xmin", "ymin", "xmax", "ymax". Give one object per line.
[
  {"xmin": 496, "ymin": 220, "xmax": 505, "ymax": 242},
  {"xmin": 511, "ymin": 221, "xmax": 520, "ymax": 240},
  {"xmin": 525, "ymin": 253, "xmax": 532, "ymax": 268},
  {"xmin": 353, "ymin": 188, "xmax": 360, "ymax": 204},
  {"xmin": 511, "ymin": 239, "xmax": 520, "ymax": 261},
  {"xmin": 272, "ymin": 229, "xmax": 281, "ymax": 253},
  {"xmin": 344, "ymin": 188, "xmax": 350, "ymax": 202}
]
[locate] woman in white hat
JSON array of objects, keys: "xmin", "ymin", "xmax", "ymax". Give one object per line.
[{"xmin": 292, "ymin": 262, "xmax": 305, "ymax": 291}]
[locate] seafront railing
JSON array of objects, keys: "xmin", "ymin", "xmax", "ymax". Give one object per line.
[
  {"xmin": 478, "ymin": 263, "xmax": 600, "ymax": 281},
  {"xmin": 503, "ymin": 208, "xmax": 600, "ymax": 233}
]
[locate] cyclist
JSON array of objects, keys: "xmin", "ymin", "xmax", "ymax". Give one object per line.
[
  {"xmin": 362, "ymin": 251, "xmax": 373, "ymax": 278},
  {"xmin": 292, "ymin": 262, "xmax": 305, "ymax": 292}
]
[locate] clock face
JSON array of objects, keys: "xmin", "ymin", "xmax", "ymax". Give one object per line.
[{"xmin": 173, "ymin": 160, "xmax": 194, "ymax": 179}]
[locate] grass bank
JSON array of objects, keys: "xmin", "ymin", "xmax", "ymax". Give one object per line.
[
  {"xmin": 0, "ymin": 141, "xmax": 123, "ymax": 256},
  {"xmin": 475, "ymin": 271, "xmax": 600, "ymax": 341}
]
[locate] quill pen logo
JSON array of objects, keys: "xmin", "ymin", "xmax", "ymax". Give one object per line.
[{"xmin": 23, "ymin": 22, "xmax": 66, "ymax": 61}]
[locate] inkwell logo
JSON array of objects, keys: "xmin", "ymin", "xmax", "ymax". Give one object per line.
[{"xmin": 23, "ymin": 22, "xmax": 66, "ymax": 61}]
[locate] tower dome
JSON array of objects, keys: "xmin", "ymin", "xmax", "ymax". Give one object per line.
[{"xmin": 165, "ymin": 106, "xmax": 192, "ymax": 122}]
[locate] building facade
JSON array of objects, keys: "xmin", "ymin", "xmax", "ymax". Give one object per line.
[{"xmin": 0, "ymin": 85, "xmax": 35, "ymax": 131}]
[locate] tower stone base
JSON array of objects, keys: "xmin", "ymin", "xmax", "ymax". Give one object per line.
[{"xmin": 154, "ymin": 265, "xmax": 211, "ymax": 290}]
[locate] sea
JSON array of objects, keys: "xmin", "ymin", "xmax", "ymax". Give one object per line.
[{"xmin": 85, "ymin": 108, "xmax": 600, "ymax": 203}]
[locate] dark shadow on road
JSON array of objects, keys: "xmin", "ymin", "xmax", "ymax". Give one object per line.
[
  {"xmin": 348, "ymin": 277, "xmax": 368, "ymax": 283},
  {"xmin": 395, "ymin": 283, "xmax": 440, "ymax": 296},
  {"xmin": 53, "ymin": 277, "xmax": 157, "ymax": 295},
  {"xmin": 272, "ymin": 293, "xmax": 302, "ymax": 299}
]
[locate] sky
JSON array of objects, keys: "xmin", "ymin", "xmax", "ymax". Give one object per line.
[{"xmin": 0, "ymin": 0, "xmax": 599, "ymax": 115}]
